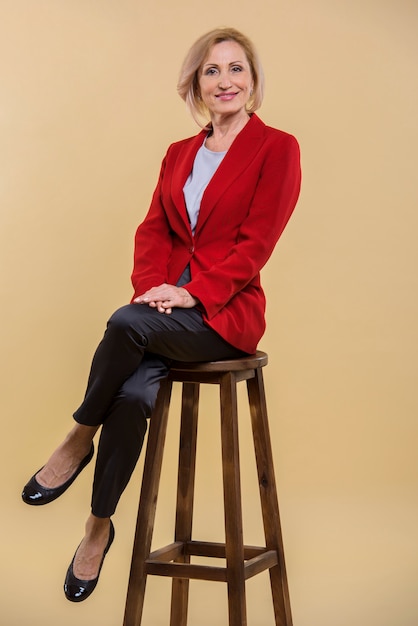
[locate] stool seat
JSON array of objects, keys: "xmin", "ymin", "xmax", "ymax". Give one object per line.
[
  {"xmin": 123, "ymin": 350, "xmax": 292, "ymax": 626},
  {"xmin": 170, "ymin": 350, "xmax": 268, "ymax": 373}
]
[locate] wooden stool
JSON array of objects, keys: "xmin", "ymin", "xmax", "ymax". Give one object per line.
[{"xmin": 123, "ymin": 351, "xmax": 292, "ymax": 626}]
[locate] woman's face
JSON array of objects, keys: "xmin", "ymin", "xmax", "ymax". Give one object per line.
[{"xmin": 198, "ymin": 40, "xmax": 253, "ymax": 120}]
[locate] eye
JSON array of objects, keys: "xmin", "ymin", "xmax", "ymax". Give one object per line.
[
  {"xmin": 231, "ymin": 65, "xmax": 243, "ymax": 72},
  {"xmin": 204, "ymin": 67, "xmax": 218, "ymax": 76}
]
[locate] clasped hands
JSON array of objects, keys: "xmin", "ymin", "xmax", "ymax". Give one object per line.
[{"xmin": 134, "ymin": 283, "xmax": 199, "ymax": 314}]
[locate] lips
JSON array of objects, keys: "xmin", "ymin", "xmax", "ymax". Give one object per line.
[{"xmin": 215, "ymin": 92, "xmax": 238, "ymax": 100}]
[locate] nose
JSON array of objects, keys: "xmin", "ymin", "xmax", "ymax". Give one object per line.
[{"xmin": 218, "ymin": 71, "xmax": 232, "ymax": 89}]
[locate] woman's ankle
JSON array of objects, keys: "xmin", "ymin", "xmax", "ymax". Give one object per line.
[
  {"xmin": 85, "ymin": 514, "xmax": 111, "ymax": 540},
  {"xmin": 65, "ymin": 423, "xmax": 99, "ymax": 450}
]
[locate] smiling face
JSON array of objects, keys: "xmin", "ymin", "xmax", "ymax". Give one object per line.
[{"xmin": 198, "ymin": 40, "xmax": 254, "ymax": 121}]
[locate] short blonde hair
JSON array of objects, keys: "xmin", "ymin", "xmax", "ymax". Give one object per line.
[{"xmin": 177, "ymin": 27, "xmax": 265, "ymax": 126}]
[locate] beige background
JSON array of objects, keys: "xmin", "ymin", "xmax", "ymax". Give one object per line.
[{"xmin": 1, "ymin": 1, "xmax": 417, "ymax": 625}]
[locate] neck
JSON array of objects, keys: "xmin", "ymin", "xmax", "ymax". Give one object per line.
[{"xmin": 206, "ymin": 111, "xmax": 250, "ymax": 152}]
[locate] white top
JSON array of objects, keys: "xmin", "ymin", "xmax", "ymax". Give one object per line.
[
  {"xmin": 177, "ymin": 140, "xmax": 227, "ymax": 287},
  {"xmin": 183, "ymin": 140, "xmax": 227, "ymax": 233}
]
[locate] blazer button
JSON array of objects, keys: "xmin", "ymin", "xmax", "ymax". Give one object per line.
[{"xmin": 189, "ymin": 246, "xmax": 195, "ymax": 254}]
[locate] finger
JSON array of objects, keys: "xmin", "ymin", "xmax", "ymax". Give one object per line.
[{"xmin": 134, "ymin": 295, "xmax": 152, "ymax": 304}]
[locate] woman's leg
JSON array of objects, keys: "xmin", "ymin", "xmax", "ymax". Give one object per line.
[
  {"xmin": 33, "ymin": 304, "xmax": 243, "ymax": 496},
  {"xmin": 66, "ymin": 353, "xmax": 170, "ymax": 588},
  {"xmin": 88, "ymin": 306, "xmax": 245, "ymax": 517},
  {"xmin": 90, "ymin": 353, "xmax": 169, "ymax": 518},
  {"xmin": 80, "ymin": 304, "xmax": 244, "ymax": 516},
  {"xmin": 66, "ymin": 304, "xmax": 245, "ymax": 588}
]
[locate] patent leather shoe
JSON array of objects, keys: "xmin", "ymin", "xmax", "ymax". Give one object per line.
[
  {"xmin": 64, "ymin": 520, "xmax": 115, "ymax": 602},
  {"xmin": 21, "ymin": 444, "xmax": 94, "ymax": 505}
]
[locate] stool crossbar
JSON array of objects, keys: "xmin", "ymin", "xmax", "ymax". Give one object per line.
[{"xmin": 123, "ymin": 351, "xmax": 292, "ymax": 626}]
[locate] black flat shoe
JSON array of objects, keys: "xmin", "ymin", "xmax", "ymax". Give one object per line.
[
  {"xmin": 21, "ymin": 444, "xmax": 94, "ymax": 505},
  {"xmin": 64, "ymin": 520, "xmax": 115, "ymax": 602}
]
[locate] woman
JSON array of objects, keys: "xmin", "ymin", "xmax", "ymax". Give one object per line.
[{"xmin": 22, "ymin": 27, "xmax": 301, "ymax": 602}]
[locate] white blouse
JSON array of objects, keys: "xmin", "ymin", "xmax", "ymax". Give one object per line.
[{"xmin": 183, "ymin": 140, "xmax": 227, "ymax": 234}]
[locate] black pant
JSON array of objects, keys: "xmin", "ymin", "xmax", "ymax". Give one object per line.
[{"xmin": 73, "ymin": 304, "xmax": 246, "ymax": 517}]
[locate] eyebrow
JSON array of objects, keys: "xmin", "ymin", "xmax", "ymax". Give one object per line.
[{"xmin": 202, "ymin": 60, "xmax": 245, "ymax": 68}]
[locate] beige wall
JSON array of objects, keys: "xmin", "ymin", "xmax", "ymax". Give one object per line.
[{"xmin": 1, "ymin": 1, "xmax": 417, "ymax": 625}]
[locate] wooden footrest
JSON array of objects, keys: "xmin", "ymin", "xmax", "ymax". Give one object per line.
[{"xmin": 145, "ymin": 540, "xmax": 278, "ymax": 582}]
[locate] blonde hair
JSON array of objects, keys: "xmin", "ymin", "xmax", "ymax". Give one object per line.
[{"xmin": 177, "ymin": 27, "xmax": 265, "ymax": 126}]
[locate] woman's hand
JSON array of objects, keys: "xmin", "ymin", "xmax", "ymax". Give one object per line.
[{"xmin": 133, "ymin": 283, "xmax": 199, "ymax": 314}]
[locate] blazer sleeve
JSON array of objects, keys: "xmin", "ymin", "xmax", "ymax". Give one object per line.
[
  {"xmin": 185, "ymin": 133, "xmax": 301, "ymax": 319},
  {"xmin": 130, "ymin": 156, "xmax": 172, "ymax": 298}
]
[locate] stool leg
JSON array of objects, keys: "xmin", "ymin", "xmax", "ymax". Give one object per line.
[
  {"xmin": 123, "ymin": 378, "xmax": 173, "ymax": 626},
  {"xmin": 170, "ymin": 382, "xmax": 200, "ymax": 626},
  {"xmin": 220, "ymin": 372, "xmax": 247, "ymax": 626},
  {"xmin": 247, "ymin": 369, "xmax": 293, "ymax": 626}
]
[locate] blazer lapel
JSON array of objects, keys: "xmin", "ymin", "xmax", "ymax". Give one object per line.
[
  {"xmin": 194, "ymin": 114, "xmax": 266, "ymax": 237},
  {"xmin": 170, "ymin": 130, "xmax": 207, "ymax": 233}
]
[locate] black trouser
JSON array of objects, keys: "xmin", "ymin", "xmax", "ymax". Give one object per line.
[{"xmin": 73, "ymin": 304, "xmax": 246, "ymax": 518}]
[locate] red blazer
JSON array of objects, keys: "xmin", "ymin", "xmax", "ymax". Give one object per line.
[{"xmin": 131, "ymin": 114, "xmax": 301, "ymax": 354}]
